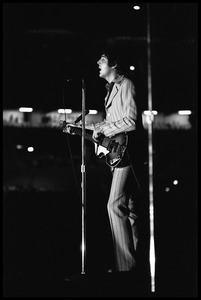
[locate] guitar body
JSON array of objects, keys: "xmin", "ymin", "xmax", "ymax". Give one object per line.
[
  {"xmin": 62, "ymin": 123, "xmax": 128, "ymax": 167},
  {"xmin": 95, "ymin": 133, "xmax": 128, "ymax": 167}
]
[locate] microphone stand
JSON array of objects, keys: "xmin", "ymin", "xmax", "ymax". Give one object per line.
[
  {"xmin": 81, "ymin": 79, "xmax": 87, "ymax": 275},
  {"xmin": 64, "ymin": 80, "xmax": 88, "ymax": 283}
]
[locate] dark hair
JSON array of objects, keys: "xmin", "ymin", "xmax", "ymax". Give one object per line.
[{"xmin": 102, "ymin": 46, "xmax": 126, "ymax": 75}]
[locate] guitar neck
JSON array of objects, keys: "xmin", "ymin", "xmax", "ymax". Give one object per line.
[
  {"xmin": 70, "ymin": 126, "xmax": 95, "ymax": 143},
  {"xmin": 65, "ymin": 124, "xmax": 128, "ymax": 167}
]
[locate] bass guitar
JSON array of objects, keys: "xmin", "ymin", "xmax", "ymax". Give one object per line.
[{"xmin": 61, "ymin": 122, "xmax": 128, "ymax": 167}]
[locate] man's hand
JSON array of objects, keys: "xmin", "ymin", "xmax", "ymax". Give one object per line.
[
  {"xmin": 92, "ymin": 126, "xmax": 103, "ymax": 142},
  {"xmin": 63, "ymin": 124, "xmax": 77, "ymax": 135}
]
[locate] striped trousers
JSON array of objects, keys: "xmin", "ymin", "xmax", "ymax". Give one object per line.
[{"xmin": 107, "ymin": 165, "xmax": 138, "ymax": 271}]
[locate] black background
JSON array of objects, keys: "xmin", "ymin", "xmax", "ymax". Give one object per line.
[
  {"xmin": 3, "ymin": 3, "xmax": 198, "ymax": 297},
  {"xmin": 3, "ymin": 3, "xmax": 197, "ymax": 112}
]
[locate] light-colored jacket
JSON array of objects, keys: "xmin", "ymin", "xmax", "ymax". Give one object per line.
[{"xmin": 96, "ymin": 75, "xmax": 137, "ymax": 137}]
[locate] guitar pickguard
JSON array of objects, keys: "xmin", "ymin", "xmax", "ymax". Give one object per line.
[{"xmin": 95, "ymin": 144, "xmax": 110, "ymax": 158}]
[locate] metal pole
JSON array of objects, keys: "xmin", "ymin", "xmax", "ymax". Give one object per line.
[
  {"xmin": 147, "ymin": 3, "xmax": 156, "ymax": 293},
  {"xmin": 81, "ymin": 79, "xmax": 87, "ymax": 275}
]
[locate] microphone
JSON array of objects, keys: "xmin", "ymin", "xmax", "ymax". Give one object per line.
[{"xmin": 74, "ymin": 109, "xmax": 89, "ymax": 124}]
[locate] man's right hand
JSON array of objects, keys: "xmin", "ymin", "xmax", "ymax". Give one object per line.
[
  {"xmin": 92, "ymin": 126, "xmax": 104, "ymax": 142},
  {"xmin": 62, "ymin": 123, "xmax": 77, "ymax": 135}
]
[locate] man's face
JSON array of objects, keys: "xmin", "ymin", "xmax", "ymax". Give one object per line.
[{"xmin": 97, "ymin": 55, "xmax": 113, "ymax": 79}]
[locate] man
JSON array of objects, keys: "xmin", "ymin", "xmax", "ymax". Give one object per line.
[
  {"xmin": 66, "ymin": 46, "xmax": 145, "ymax": 273},
  {"xmin": 92, "ymin": 47, "xmax": 142, "ymax": 272}
]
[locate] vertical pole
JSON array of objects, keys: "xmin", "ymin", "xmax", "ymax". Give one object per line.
[
  {"xmin": 81, "ymin": 79, "xmax": 86, "ymax": 274},
  {"xmin": 147, "ymin": 3, "xmax": 156, "ymax": 293}
]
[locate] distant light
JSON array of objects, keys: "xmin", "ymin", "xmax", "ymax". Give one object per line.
[
  {"xmin": 165, "ymin": 187, "xmax": 170, "ymax": 192},
  {"xmin": 27, "ymin": 147, "xmax": 34, "ymax": 152},
  {"xmin": 133, "ymin": 5, "xmax": 140, "ymax": 10},
  {"xmin": 16, "ymin": 144, "xmax": 23, "ymax": 150},
  {"xmin": 19, "ymin": 107, "xmax": 33, "ymax": 112},
  {"xmin": 178, "ymin": 110, "xmax": 192, "ymax": 115},
  {"xmin": 143, "ymin": 110, "xmax": 158, "ymax": 115},
  {"xmin": 58, "ymin": 109, "xmax": 72, "ymax": 114},
  {"xmin": 89, "ymin": 110, "xmax": 98, "ymax": 114},
  {"xmin": 173, "ymin": 180, "xmax": 178, "ymax": 185},
  {"xmin": 130, "ymin": 65, "xmax": 135, "ymax": 71}
]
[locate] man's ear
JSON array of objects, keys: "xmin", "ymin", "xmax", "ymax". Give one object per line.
[{"xmin": 111, "ymin": 64, "xmax": 117, "ymax": 69}]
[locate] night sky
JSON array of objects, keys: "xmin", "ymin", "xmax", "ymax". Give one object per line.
[{"xmin": 3, "ymin": 3, "xmax": 197, "ymax": 112}]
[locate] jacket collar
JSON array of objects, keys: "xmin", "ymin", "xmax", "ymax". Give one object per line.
[
  {"xmin": 105, "ymin": 75, "xmax": 125, "ymax": 90},
  {"xmin": 112, "ymin": 74, "xmax": 125, "ymax": 85},
  {"xmin": 105, "ymin": 75, "xmax": 125, "ymax": 108}
]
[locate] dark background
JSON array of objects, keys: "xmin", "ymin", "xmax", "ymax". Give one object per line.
[
  {"xmin": 3, "ymin": 2, "xmax": 197, "ymax": 112},
  {"xmin": 3, "ymin": 3, "xmax": 198, "ymax": 297}
]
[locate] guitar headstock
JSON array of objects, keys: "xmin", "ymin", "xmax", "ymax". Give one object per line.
[
  {"xmin": 59, "ymin": 120, "xmax": 68, "ymax": 131},
  {"xmin": 59, "ymin": 121, "xmax": 78, "ymax": 134}
]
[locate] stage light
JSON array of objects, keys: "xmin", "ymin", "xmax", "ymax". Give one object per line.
[
  {"xmin": 178, "ymin": 110, "xmax": 192, "ymax": 115},
  {"xmin": 27, "ymin": 147, "xmax": 34, "ymax": 152},
  {"xmin": 19, "ymin": 107, "xmax": 33, "ymax": 112},
  {"xmin": 143, "ymin": 110, "xmax": 158, "ymax": 115},
  {"xmin": 133, "ymin": 5, "xmax": 140, "ymax": 10},
  {"xmin": 89, "ymin": 110, "xmax": 98, "ymax": 114},
  {"xmin": 130, "ymin": 65, "xmax": 135, "ymax": 71},
  {"xmin": 58, "ymin": 109, "xmax": 72, "ymax": 114},
  {"xmin": 173, "ymin": 180, "xmax": 178, "ymax": 185},
  {"xmin": 165, "ymin": 187, "xmax": 170, "ymax": 192},
  {"xmin": 16, "ymin": 144, "xmax": 23, "ymax": 150}
]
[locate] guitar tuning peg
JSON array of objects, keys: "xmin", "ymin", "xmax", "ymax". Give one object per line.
[{"xmin": 59, "ymin": 120, "xmax": 67, "ymax": 129}]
